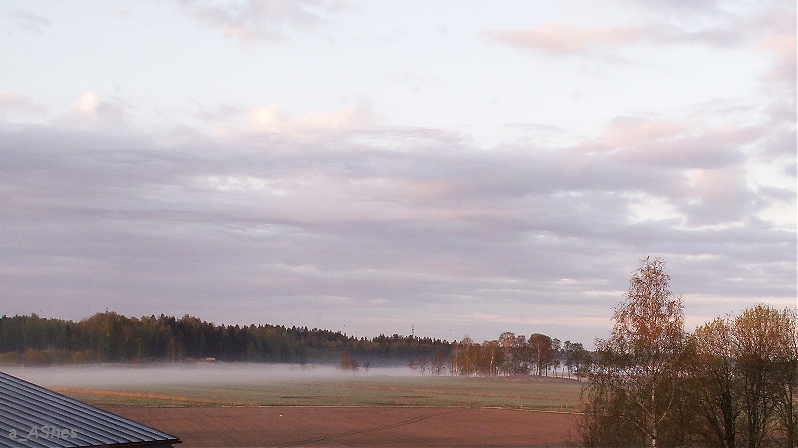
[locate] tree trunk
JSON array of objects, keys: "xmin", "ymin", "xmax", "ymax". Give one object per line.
[
  {"xmin": 651, "ymin": 383, "xmax": 657, "ymax": 448},
  {"xmin": 787, "ymin": 381, "xmax": 795, "ymax": 448}
]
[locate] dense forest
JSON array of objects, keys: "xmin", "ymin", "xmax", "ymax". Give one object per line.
[
  {"xmin": 0, "ymin": 312, "xmax": 448, "ymax": 366},
  {"xmin": 0, "ymin": 312, "xmax": 589, "ymax": 376}
]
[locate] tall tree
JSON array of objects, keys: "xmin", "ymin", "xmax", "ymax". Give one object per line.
[
  {"xmin": 583, "ymin": 257, "xmax": 687, "ymax": 448},
  {"xmin": 775, "ymin": 307, "xmax": 798, "ymax": 448},
  {"xmin": 498, "ymin": 331, "xmax": 517, "ymax": 375},
  {"xmin": 528, "ymin": 333, "xmax": 553, "ymax": 376},
  {"xmin": 692, "ymin": 316, "xmax": 741, "ymax": 448},
  {"xmin": 732, "ymin": 304, "xmax": 795, "ymax": 448},
  {"xmin": 563, "ymin": 340, "xmax": 589, "ymax": 380}
]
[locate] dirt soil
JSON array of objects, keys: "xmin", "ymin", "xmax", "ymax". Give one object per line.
[{"xmin": 105, "ymin": 406, "xmax": 580, "ymax": 447}]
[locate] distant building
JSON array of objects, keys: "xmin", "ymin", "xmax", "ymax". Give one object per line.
[{"xmin": 0, "ymin": 371, "xmax": 180, "ymax": 447}]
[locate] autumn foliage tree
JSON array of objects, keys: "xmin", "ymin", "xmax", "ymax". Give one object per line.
[
  {"xmin": 582, "ymin": 257, "xmax": 688, "ymax": 448},
  {"xmin": 692, "ymin": 316, "xmax": 741, "ymax": 448},
  {"xmin": 731, "ymin": 304, "xmax": 797, "ymax": 448}
]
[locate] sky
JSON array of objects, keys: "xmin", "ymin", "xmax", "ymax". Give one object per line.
[{"xmin": 0, "ymin": 0, "xmax": 795, "ymax": 347}]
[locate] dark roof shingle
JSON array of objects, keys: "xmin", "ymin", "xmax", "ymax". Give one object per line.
[{"xmin": 0, "ymin": 371, "xmax": 180, "ymax": 447}]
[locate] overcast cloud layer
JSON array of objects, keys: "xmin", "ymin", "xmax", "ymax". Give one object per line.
[{"xmin": 0, "ymin": 0, "xmax": 795, "ymax": 345}]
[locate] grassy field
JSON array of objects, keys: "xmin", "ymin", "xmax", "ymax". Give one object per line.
[{"xmin": 53, "ymin": 375, "xmax": 585, "ymax": 412}]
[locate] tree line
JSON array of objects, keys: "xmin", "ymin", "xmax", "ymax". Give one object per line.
[
  {"xmin": 582, "ymin": 257, "xmax": 797, "ymax": 448},
  {"xmin": 0, "ymin": 310, "xmax": 591, "ymax": 380},
  {"xmin": 0, "ymin": 312, "xmax": 450, "ymax": 366},
  {"xmin": 0, "ymin": 311, "xmax": 589, "ymax": 372}
]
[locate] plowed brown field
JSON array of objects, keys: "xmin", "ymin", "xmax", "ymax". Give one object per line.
[{"xmin": 106, "ymin": 406, "xmax": 580, "ymax": 447}]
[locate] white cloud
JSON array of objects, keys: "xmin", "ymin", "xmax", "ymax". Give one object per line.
[
  {"xmin": 246, "ymin": 105, "xmax": 290, "ymax": 130},
  {"xmin": 625, "ymin": 192, "xmax": 684, "ymax": 224}
]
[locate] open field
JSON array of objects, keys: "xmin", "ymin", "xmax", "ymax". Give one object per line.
[
  {"xmin": 52, "ymin": 374, "xmax": 584, "ymax": 411},
  {"xmin": 106, "ymin": 405, "xmax": 581, "ymax": 447},
  {"xmin": 6, "ymin": 365, "xmax": 585, "ymax": 446}
]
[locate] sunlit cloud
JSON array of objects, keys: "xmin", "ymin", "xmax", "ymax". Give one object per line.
[
  {"xmin": 486, "ymin": 23, "xmax": 643, "ymax": 57},
  {"xmin": 244, "ymin": 100, "xmax": 380, "ymax": 133},
  {"xmin": 73, "ymin": 92, "xmax": 101, "ymax": 115},
  {"xmin": 63, "ymin": 91, "xmax": 133, "ymax": 129}
]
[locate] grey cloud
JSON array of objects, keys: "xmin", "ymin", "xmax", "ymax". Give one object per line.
[
  {"xmin": 8, "ymin": 10, "xmax": 51, "ymax": 35},
  {"xmin": 756, "ymin": 128, "xmax": 796, "ymax": 158},
  {"xmin": 0, "ymin": 123, "xmax": 793, "ymax": 342},
  {"xmin": 784, "ymin": 163, "xmax": 797, "ymax": 178},
  {"xmin": 682, "ymin": 167, "xmax": 764, "ymax": 226},
  {"xmin": 616, "ymin": 138, "xmax": 746, "ymax": 169},
  {"xmin": 170, "ymin": 0, "xmax": 350, "ymax": 44}
]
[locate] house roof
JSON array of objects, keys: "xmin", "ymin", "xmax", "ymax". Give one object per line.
[{"xmin": 0, "ymin": 371, "xmax": 180, "ymax": 447}]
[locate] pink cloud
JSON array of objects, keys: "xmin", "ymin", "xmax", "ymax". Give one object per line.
[
  {"xmin": 759, "ymin": 31, "xmax": 797, "ymax": 91},
  {"xmin": 486, "ymin": 21, "xmax": 745, "ymax": 57},
  {"xmin": 601, "ymin": 116, "xmax": 684, "ymax": 147},
  {"xmin": 686, "ymin": 166, "xmax": 759, "ymax": 225},
  {"xmin": 0, "ymin": 92, "xmax": 48, "ymax": 119},
  {"xmin": 579, "ymin": 115, "xmax": 757, "ymax": 170},
  {"xmin": 486, "ymin": 23, "xmax": 641, "ymax": 56}
]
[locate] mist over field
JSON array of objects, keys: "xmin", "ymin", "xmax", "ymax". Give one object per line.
[
  {"xmin": 2, "ymin": 363, "xmax": 421, "ymax": 389},
  {"xmin": 2, "ymin": 363, "xmax": 585, "ymax": 413}
]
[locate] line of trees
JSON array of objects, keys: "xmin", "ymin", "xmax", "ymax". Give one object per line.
[
  {"xmin": 581, "ymin": 257, "xmax": 797, "ymax": 448},
  {"xmin": 0, "ymin": 312, "xmax": 450, "ymax": 366},
  {"xmin": 0, "ymin": 311, "xmax": 592, "ymax": 380},
  {"xmin": 408, "ymin": 333, "xmax": 591, "ymax": 378}
]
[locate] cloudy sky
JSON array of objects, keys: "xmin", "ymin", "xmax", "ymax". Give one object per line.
[{"xmin": 1, "ymin": 0, "xmax": 795, "ymax": 346}]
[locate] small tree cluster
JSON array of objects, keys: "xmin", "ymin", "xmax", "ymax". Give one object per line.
[
  {"xmin": 691, "ymin": 305, "xmax": 797, "ymax": 448},
  {"xmin": 407, "ymin": 333, "xmax": 590, "ymax": 378},
  {"xmin": 338, "ymin": 351, "xmax": 359, "ymax": 370}
]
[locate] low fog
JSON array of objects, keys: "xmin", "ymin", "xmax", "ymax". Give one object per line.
[{"xmin": 2, "ymin": 363, "xmax": 420, "ymax": 389}]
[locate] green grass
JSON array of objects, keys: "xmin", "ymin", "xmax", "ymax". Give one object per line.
[{"xmin": 54, "ymin": 375, "xmax": 585, "ymax": 412}]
